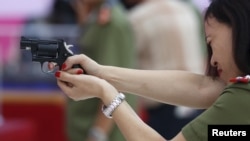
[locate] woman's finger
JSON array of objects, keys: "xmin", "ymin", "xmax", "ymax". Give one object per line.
[
  {"xmin": 62, "ymin": 54, "xmax": 90, "ymax": 70},
  {"xmin": 66, "ymin": 68, "xmax": 84, "ymax": 75},
  {"xmin": 48, "ymin": 62, "xmax": 57, "ymax": 70},
  {"xmin": 55, "ymin": 71, "xmax": 77, "ymax": 85},
  {"xmin": 57, "ymin": 80, "xmax": 73, "ymax": 96}
]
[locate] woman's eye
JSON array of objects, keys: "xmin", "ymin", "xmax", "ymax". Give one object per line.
[
  {"xmin": 208, "ymin": 41, "xmax": 214, "ymax": 49},
  {"xmin": 207, "ymin": 42, "xmax": 211, "ymax": 48},
  {"xmin": 207, "ymin": 42, "xmax": 213, "ymax": 54}
]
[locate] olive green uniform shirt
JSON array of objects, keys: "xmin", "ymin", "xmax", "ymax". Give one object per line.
[{"xmin": 182, "ymin": 83, "xmax": 250, "ymax": 141}]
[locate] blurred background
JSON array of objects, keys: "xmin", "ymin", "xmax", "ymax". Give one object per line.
[
  {"xmin": 0, "ymin": 0, "xmax": 78, "ymax": 141},
  {"xmin": 0, "ymin": 0, "xmax": 210, "ymax": 141}
]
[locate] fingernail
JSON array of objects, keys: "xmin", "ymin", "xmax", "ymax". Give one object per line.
[
  {"xmin": 77, "ymin": 69, "xmax": 83, "ymax": 74},
  {"xmin": 55, "ymin": 71, "xmax": 61, "ymax": 77},
  {"xmin": 62, "ymin": 63, "xmax": 67, "ymax": 70}
]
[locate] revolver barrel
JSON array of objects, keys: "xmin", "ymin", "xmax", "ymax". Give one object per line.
[
  {"xmin": 20, "ymin": 36, "xmax": 60, "ymax": 58},
  {"xmin": 20, "ymin": 37, "xmax": 34, "ymax": 50}
]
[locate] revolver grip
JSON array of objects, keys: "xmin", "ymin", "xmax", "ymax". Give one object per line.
[
  {"xmin": 72, "ymin": 64, "xmax": 82, "ymax": 69},
  {"xmin": 73, "ymin": 64, "xmax": 86, "ymax": 74}
]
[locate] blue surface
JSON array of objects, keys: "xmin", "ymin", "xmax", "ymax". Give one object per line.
[{"xmin": 2, "ymin": 82, "xmax": 59, "ymax": 91}]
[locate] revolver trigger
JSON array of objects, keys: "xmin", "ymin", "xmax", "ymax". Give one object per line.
[
  {"xmin": 40, "ymin": 62, "xmax": 47, "ymax": 73},
  {"xmin": 41, "ymin": 62, "xmax": 58, "ymax": 74}
]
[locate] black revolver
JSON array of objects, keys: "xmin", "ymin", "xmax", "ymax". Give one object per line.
[{"xmin": 20, "ymin": 36, "xmax": 81, "ymax": 72}]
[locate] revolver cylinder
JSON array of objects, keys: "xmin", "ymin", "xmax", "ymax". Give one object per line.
[{"xmin": 37, "ymin": 44, "xmax": 58, "ymax": 58}]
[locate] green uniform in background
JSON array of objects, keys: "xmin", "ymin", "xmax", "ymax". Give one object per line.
[
  {"xmin": 182, "ymin": 83, "xmax": 250, "ymax": 141},
  {"xmin": 66, "ymin": 3, "xmax": 137, "ymax": 141}
]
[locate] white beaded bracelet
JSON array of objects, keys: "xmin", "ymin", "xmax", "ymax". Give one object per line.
[{"xmin": 102, "ymin": 93, "xmax": 125, "ymax": 118}]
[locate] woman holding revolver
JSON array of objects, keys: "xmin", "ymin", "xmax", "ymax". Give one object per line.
[{"xmin": 51, "ymin": 0, "xmax": 250, "ymax": 140}]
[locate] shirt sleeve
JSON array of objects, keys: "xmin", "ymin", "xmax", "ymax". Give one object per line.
[{"xmin": 182, "ymin": 84, "xmax": 250, "ymax": 141}]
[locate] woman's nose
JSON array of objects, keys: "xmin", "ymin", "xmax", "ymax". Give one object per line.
[
  {"xmin": 211, "ymin": 61, "xmax": 218, "ymax": 67},
  {"xmin": 210, "ymin": 56, "xmax": 218, "ymax": 67}
]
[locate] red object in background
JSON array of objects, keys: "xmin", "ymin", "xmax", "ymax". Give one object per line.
[
  {"xmin": 1, "ymin": 90, "xmax": 69, "ymax": 141},
  {"xmin": 0, "ymin": 119, "xmax": 37, "ymax": 141}
]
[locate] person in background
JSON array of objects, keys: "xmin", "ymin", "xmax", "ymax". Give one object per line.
[
  {"xmin": 128, "ymin": 0, "xmax": 206, "ymax": 138},
  {"xmin": 191, "ymin": 0, "xmax": 211, "ymax": 14},
  {"xmin": 119, "ymin": 0, "xmax": 145, "ymax": 10},
  {"xmin": 67, "ymin": 0, "xmax": 138, "ymax": 141}
]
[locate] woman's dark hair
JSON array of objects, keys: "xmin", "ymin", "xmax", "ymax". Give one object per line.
[{"xmin": 204, "ymin": 0, "xmax": 250, "ymax": 78}]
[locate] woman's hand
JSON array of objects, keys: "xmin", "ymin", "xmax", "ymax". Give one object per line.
[
  {"xmin": 48, "ymin": 54, "xmax": 102, "ymax": 77},
  {"xmin": 62, "ymin": 54, "xmax": 102, "ymax": 76},
  {"xmin": 54, "ymin": 68, "xmax": 118, "ymax": 102}
]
